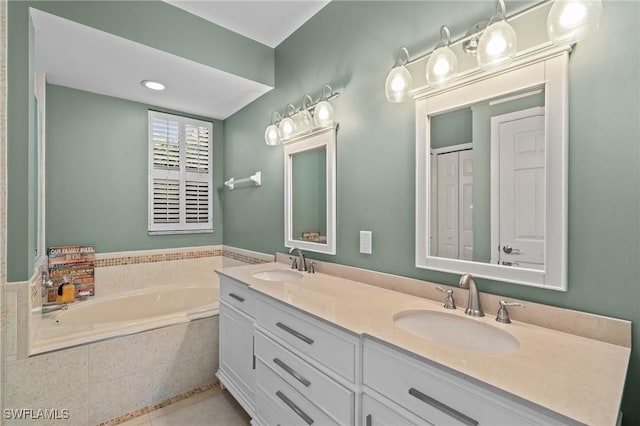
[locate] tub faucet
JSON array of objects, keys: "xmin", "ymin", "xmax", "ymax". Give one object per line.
[
  {"xmin": 42, "ymin": 302, "xmax": 68, "ymax": 314},
  {"xmin": 288, "ymin": 247, "xmax": 307, "ymax": 272},
  {"xmin": 459, "ymin": 273, "xmax": 484, "ymax": 317}
]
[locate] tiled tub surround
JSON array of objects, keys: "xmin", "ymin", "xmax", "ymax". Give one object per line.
[
  {"xmin": 220, "ymin": 261, "xmax": 631, "ymax": 426},
  {"xmin": 6, "ymin": 317, "xmax": 219, "ymax": 426}
]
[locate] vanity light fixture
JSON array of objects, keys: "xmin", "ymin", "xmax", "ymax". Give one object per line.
[
  {"xmin": 426, "ymin": 26, "xmax": 458, "ymax": 87},
  {"xmin": 384, "ymin": 47, "xmax": 413, "ymax": 102},
  {"xmin": 385, "ymin": 0, "xmax": 603, "ymax": 101},
  {"xmin": 264, "ymin": 112, "xmax": 283, "ymax": 146},
  {"xmin": 264, "ymin": 85, "xmax": 340, "ymax": 146},
  {"xmin": 547, "ymin": 0, "xmax": 602, "ymax": 44},
  {"xmin": 141, "ymin": 80, "xmax": 165, "ymax": 91},
  {"xmin": 477, "ymin": 0, "xmax": 518, "ymax": 70}
]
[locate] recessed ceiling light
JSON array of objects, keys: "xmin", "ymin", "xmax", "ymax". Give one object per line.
[{"xmin": 141, "ymin": 80, "xmax": 165, "ymax": 91}]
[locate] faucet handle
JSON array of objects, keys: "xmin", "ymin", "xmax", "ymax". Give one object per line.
[
  {"xmin": 496, "ymin": 300, "xmax": 524, "ymax": 324},
  {"xmin": 436, "ymin": 286, "xmax": 456, "ymax": 310},
  {"xmin": 308, "ymin": 261, "xmax": 317, "ymax": 274},
  {"xmin": 289, "ymin": 257, "xmax": 298, "ymax": 269}
]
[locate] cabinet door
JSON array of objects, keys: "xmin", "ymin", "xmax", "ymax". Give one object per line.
[
  {"xmin": 362, "ymin": 394, "xmax": 427, "ymax": 426},
  {"xmin": 218, "ymin": 302, "xmax": 255, "ymax": 416}
]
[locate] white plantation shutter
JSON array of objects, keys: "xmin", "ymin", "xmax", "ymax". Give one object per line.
[{"xmin": 148, "ymin": 111, "xmax": 213, "ymax": 233}]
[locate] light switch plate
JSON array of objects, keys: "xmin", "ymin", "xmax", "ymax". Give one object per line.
[{"xmin": 360, "ymin": 231, "xmax": 372, "ymax": 254}]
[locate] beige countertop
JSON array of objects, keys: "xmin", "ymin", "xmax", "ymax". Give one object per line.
[{"xmin": 218, "ymin": 262, "xmax": 630, "ymax": 426}]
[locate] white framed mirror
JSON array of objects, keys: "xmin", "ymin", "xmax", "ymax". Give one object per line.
[
  {"xmin": 284, "ymin": 126, "xmax": 336, "ymax": 255},
  {"xmin": 415, "ymin": 51, "xmax": 568, "ymax": 290}
]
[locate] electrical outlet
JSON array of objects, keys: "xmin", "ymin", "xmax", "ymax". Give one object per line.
[{"xmin": 360, "ymin": 231, "xmax": 372, "ymax": 254}]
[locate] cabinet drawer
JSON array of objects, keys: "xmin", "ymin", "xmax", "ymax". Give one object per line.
[
  {"xmin": 257, "ymin": 359, "xmax": 339, "ymax": 426},
  {"xmin": 363, "ymin": 340, "xmax": 569, "ymax": 426},
  {"xmin": 256, "ymin": 298, "xmax": 357, "ymax": 383},
  {"xmin": 256, "ymin": 390, "xmax": 293, "ymax": 426},
  {"xmin": 362, "ymin": 394, "xmax": 425, "ymax": 426},
  {"xmin": 255, "ymin": 330, "xmax": 354, "ymax": 425},
  {"xmin": 220, "ymin": 276, "xmax": 255, "ymax": 317}
]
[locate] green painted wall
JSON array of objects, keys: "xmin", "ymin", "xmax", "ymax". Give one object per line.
[
  {"xmin": 7, "ymin": 1, "xmax": 35, "ymax": 281},
  {"xmin": 431, "ymin": 108, "xmax": 472, "ymax": 149},
  {"xmin": 223, "ymin": 1, "xmax": 640, "ymax": 423},
  {"xmin": 45, "ymin": 84, "xmax": 223, "ymax": 252}
]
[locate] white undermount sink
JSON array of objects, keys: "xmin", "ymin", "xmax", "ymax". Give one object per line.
[
  {"xmin": 394, "ymin": 310, "xmax": 520, "ymax": 355},
  {"xmin": 252, "ymin": 269, "xmax": 304, "ymax": 282}
]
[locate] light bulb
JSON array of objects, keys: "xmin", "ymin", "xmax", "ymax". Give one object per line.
[
  {"xmin": 264, "ymin": 124, "xmax": 281, "ymax": 146},
  {"xmin": 426, "ymin": 46, "xmax": 458, "ymax": 87},
  {"xmin": 547, "ymin": 0, "xmax": 602, "ymax": 44},
  {"xmin": 279, "ymin": 117, "xmax": 296, "ymax": 141},
  {"xmin": 294, "ymin": 109, "xmax": 314, "ymax": 135},
  {"xmin": 385, "ymin": 65, "xmax": 413, "ymax": 102},
  {"xmin": 313, "ymin": 101, "xmax": 334, "ymax": 127},
  {"xmin": 477, "ymin": 20, "xmax": 517, "ymax": 70}
]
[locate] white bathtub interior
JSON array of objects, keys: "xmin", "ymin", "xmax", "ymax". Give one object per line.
[{"xmin": 30, "ymin": 255, "xmax": 248, "ymax": 355}]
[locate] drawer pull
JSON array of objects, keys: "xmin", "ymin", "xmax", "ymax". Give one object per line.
[
  {"xmin": 276, "ymin": 322, "xmax": 314, "ymax": 345},
  {"xmin": 275, "ymin": 390, "xmax": 314, "ymax": 425},
  {"xmin": 273, "ymin": 357, "xmax": 311, "ymax": 387},
  {"xmin": 229, "ymin": 293, "xmax": 245, "ymax": 302},
  {"xmin": 408, "ymin": 388, "xmax": 478, "ymax": 426}
]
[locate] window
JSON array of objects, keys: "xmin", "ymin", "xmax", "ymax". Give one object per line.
[{"xmin": 148, "ymin": 111, "xmax": 213, "ymax": 234}]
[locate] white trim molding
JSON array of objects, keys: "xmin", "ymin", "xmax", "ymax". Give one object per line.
[{"xmin": 415, "ymin": 49, "xmax": 569, "ymax": 291}]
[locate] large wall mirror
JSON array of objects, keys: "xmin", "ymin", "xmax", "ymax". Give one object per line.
[
  {"xmin": 416, "ymin": 52, "xmax": 568, "ymax": 290},
  {"xmin": 284, "ymin": 127, "xmax": 336, "ymax": 254}
]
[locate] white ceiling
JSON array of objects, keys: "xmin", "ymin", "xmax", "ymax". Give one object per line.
[
  {"xmin": 31, "ymin": 2, "xmax": 330, "ymax": 119},
  {"xmin": 164, "ymin": 1, "xmax": 330, "ymax": 48}
]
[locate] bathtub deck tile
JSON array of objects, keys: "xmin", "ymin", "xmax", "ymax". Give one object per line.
[
  {"xmin": 150, "ymin": 321, "xmax": 204, "ymax": 367},
  {"xmin": 5, "ymin": 346, "xmax": 88, "ymax": 407},
  {"xmin": 4, "ymin": 385, "xmax": 88, "ymax": 426},
  {"xmin": 151, "ymin": 351, "xmax": 206, "ymax": 403},
  {"xmin": 88, "ymin": 332, "xmax": 152, "ymax": 385},
  {"xmin": 89, "ymin": 372, "xmax": 152, "ymax": 425}
]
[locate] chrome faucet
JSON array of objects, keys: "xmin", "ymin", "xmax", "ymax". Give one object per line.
[
  {"xmin": 42, "ymin": 302, "xmax": 68, "ymax": 314},
  {"xmin": 459, "ymin": 273, "xmax": 484, "ymax": 317},
  {"xmin": 288, "ymin": 247, "xmax": 307, "ymax": 272},
  {"xmin": 40, "ymin": 271, "xmax": 68, "ymax": 314}
]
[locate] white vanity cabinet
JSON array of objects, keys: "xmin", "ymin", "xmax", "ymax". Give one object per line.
[
  {"xmin": 253, "ymin": 296, "xmax": 359, "ymax": 426},
  {"xmin": 218, "ymin": 276, "xmax": 257, "ymax": 417},
  {"xmin": 362, "ymin": 339, "xmax": 579, "ymax": 426}
]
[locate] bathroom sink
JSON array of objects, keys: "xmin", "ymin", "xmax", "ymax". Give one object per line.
[
  {"xmin": 252, "ymin": 269, "xmax": 304, "ymax": 281},
  {"xmin": 393, "ymin": 310, "xmax": 520, "ymax": 355}
]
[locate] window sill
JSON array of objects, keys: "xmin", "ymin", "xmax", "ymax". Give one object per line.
[{"xmin": 148, "ymin": 229, "xmax": 214, "ymax": 236}]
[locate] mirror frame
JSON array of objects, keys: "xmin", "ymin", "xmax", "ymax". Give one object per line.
[
  {"xmin": 415, "ymin": 50, "xmax": 569, "ymax": 291},
  {"xmin": 284, "ymin": 126, "xmax": 337, "ymax": 255},
  {"xmin": 33, "ymin": 71, "xmax": 46, "ymax": 266}
]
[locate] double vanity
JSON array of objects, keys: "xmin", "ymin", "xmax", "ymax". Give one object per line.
[{"xmin": 216, "ymin": 261, "xmax": 630, "ymax": 426}]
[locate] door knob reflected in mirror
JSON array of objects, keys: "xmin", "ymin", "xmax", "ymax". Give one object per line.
[{"xmin": 502, "ymin": 245, "xmax": 520, "ymax": 254}]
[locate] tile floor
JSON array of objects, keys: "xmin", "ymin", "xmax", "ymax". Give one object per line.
[{"xmin": 119, "ymin": 387, "xmax": 251, "ymax": 426}]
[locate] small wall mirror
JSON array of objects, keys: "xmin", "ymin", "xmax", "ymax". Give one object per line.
[
  {"xmin": 284, "ymin": 127, "xmax": 336, "ymax": 254},
  {"xmin": 416, "ymin": 53, "xmax": 569, "ymax": 290}
]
